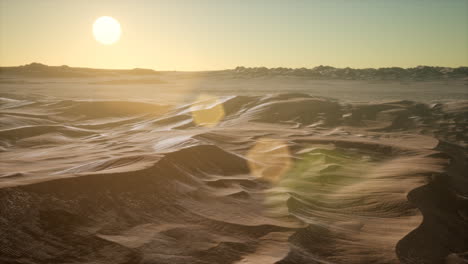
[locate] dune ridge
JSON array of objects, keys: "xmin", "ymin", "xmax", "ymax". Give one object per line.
[{"xmin": 0, "ymin": 92, "xmax": 467, "ymax": 264}]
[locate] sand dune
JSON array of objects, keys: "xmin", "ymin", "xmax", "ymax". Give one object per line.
[{"xmin": 0, "ymin": 90, "xmax": 466, "ymax": 264}]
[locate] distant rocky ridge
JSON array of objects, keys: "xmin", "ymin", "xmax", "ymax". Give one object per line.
[
  {"xmin": 0, "ymin": 62, "xmax": 157, "ymax": 78},
  {"xmin": 1, "ymin": 62, "xmax": 467, "ymax": 81},
  {"xmin": 230, "ymin": 65, "xmax": 468, "ymax": 80}
]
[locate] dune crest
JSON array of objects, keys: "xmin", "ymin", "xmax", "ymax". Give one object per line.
[{"xmin": 0, "ymin": 92, "xmax": 467, "ymax": 264}]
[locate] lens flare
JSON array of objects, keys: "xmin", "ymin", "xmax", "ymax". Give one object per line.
[
  {"xmin": 191, "ymin": 94, "xmax": 225, "ymax": 127},
  {"xmin": 246, "ymin": 138, "xmax": 291, "ymax": 182}
]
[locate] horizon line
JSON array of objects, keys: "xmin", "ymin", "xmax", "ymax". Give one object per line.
[{"xmin": 1, "ymin": 62, "xmax": 467, "ymax": 72}]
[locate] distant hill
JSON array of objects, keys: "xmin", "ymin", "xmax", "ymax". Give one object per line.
[
  {"xmin": 229, "ymin": 66, "xmax": 468, "ymax": 81},
  {"xmin": 1, "ymin": 63, "xmax": 467, "ymax": 81},
  {"xmin": 0, "ymin": 63, "xmax": 158, "ymax": 78}
]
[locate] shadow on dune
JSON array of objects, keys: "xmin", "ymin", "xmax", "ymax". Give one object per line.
[{"xmin": 0, "ymin": 93, "xmax": 467, "ymax": 263}]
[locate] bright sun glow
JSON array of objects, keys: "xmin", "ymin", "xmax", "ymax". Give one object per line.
[{"xmin": 92, "ymin": 16, "xmax": 121, "ymax": 45}]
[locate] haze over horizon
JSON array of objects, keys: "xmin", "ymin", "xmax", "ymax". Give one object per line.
[
  {"xmin": 1, "ymin": 2, "xmax": 468, "ymax": 264},
  {"xmin": 1, "ymin": 0, "xmax": 467, "ymax": 71},
  {"xmin": 5, "ymin": 61, "xmax": 468, "ymax": 72}
]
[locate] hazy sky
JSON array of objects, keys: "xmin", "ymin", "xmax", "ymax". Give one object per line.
[{"xmin": 1, "ymin": 0, "xmax": 467, "ymax": 70}]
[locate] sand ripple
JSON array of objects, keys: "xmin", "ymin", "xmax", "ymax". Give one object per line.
[{"xmin": 0, "ymin": 93, "xmax": 467, "ymax": 263}]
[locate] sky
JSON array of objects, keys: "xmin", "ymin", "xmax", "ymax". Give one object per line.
[{"xmin": 1, "ymin": 0, "xmax": 467, "ymax": 70}]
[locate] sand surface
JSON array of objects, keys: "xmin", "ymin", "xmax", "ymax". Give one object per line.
[{"xmin": 0, "ymin": 74, "xmax": 467, "ymax": 264}]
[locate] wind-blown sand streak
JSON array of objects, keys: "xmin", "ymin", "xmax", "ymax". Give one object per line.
[{"xmin": 0, "ymin": 93, "xmax": 467, "ymax": 264}]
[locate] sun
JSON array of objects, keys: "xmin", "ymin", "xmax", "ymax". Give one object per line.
[{"xmin": 92, "ymin": 16, "xmax": 121, "ymax": 45}]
